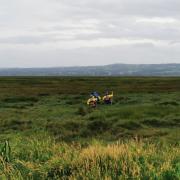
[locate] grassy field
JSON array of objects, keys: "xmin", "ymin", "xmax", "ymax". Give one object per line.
[{"xmin": 0, "ymin": 77, "xmax": 180, "ymax": 179}]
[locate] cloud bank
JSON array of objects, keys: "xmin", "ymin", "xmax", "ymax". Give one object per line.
[{"xmin": 0, "ymin": 0, "xmax": 180, "ymax": 67}]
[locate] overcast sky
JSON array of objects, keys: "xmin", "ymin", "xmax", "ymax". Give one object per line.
[{"xmin": 0, "ymin": 0, "xmax": 180, "ymax": 67}]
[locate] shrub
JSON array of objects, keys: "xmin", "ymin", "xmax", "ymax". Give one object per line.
[
  {"xmin": 142, "ymin": 119, "xmax": 176, "ymax": 127},
  {"xmin": 87, "ymin": 119, "xmax": 110, "ymax": 133},
  {"xmin": 77, "ymin": 106, "xmax": 88, "ymax": 116},
  {"xmin": 2, "ymin": 96, "xmax": 38, "ymax": 103},
  {"xmin": 120, "ymin": 121, "xmax": 142, "ymax": 130}
]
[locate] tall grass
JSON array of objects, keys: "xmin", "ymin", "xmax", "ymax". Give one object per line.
[{"xmin": 0, "ymin": 136, "xmax": 179, "ymax": 179}]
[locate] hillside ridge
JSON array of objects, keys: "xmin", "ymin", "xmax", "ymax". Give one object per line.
[{"xmin": 0, "ymin": 63, "xmax": 180, "ymax": 76}]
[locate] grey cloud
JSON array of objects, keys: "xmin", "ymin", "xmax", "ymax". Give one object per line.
[
  {"xmin": 1, "ymin": 44, "xmax": 179, "ymax": 67},
  {"xmin": 0, "ymin": 36, "xmax": 51, "ymax": 44},
  {"xmin": 59, "ymin": 0, "xmax": 180, "ymax": 18},
  {"xmin": 0, "ymin": 0, "xmax": 180, "ymax": 67},
  {"xmin": 131, "ymin": 43, "xmax": 155, "ymax": 48}
]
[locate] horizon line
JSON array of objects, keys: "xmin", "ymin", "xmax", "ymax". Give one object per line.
[{"xmin": 0, "ymin": 63, "xmax": 180, "ymax": 69}]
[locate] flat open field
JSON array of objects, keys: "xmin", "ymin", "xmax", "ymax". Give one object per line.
[{"xmin": 0, "ymin": 77, "xmax": 180, "ymax": 179}]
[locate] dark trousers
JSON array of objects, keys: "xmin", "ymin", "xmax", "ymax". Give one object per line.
[{"xmin": 104, "ymin": 99, "xmax": 112, "ymax": 104}]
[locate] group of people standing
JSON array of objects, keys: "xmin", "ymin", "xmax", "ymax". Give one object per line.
[{"xmin": 87, "ymin": 91, "xmax": 114, "ymax": 108}]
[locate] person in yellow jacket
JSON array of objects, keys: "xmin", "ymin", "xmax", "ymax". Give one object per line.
[
  {"xmin": 87, "ymin": 95, "xmax": 98, "ymax": 108},
  {"xmin": 103, "ymin": 91, "xmax": 113, "ymax": 104},
  {"xmin": 91, "ymin": 91, "xmax": 101, "ymax": 104}
]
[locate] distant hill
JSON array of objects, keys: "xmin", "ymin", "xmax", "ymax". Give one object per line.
[{"xmin": 0, "ymin": 64, "xmax": 180, "ymax": 76}]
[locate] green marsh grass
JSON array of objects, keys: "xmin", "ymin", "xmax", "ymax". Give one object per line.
[{"xmin": 0, "ymin": 77, "xmax": 180, "ymax": 179}]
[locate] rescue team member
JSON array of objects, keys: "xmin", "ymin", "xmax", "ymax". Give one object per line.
[
  {"xmin": 87, "ymin": 95, "xmax": 98, "ymax": 108},
  {"xmin": 91, "ymin": 91, "xmax": 101, "ymax": 103},
  {"xmin": 103, "ymin": 91, "xmax": 113, "ymax": 104}
]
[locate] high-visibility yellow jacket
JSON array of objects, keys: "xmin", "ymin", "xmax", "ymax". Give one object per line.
[
  {"xmin": 103, "ymin": 92, "xmax": 113, "ymax": 101},
  {"xmin": 87, "ymin": 96, "xmax": 98, "ymax": 105},
  {"xmin": 97, "ymin": 96, "xmax": 101, "ymax": 101}
]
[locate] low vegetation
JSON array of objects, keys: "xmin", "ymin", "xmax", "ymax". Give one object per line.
[{"xmin": 0, "ymin": 77, "xmax": 180, "ymax": 179}]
